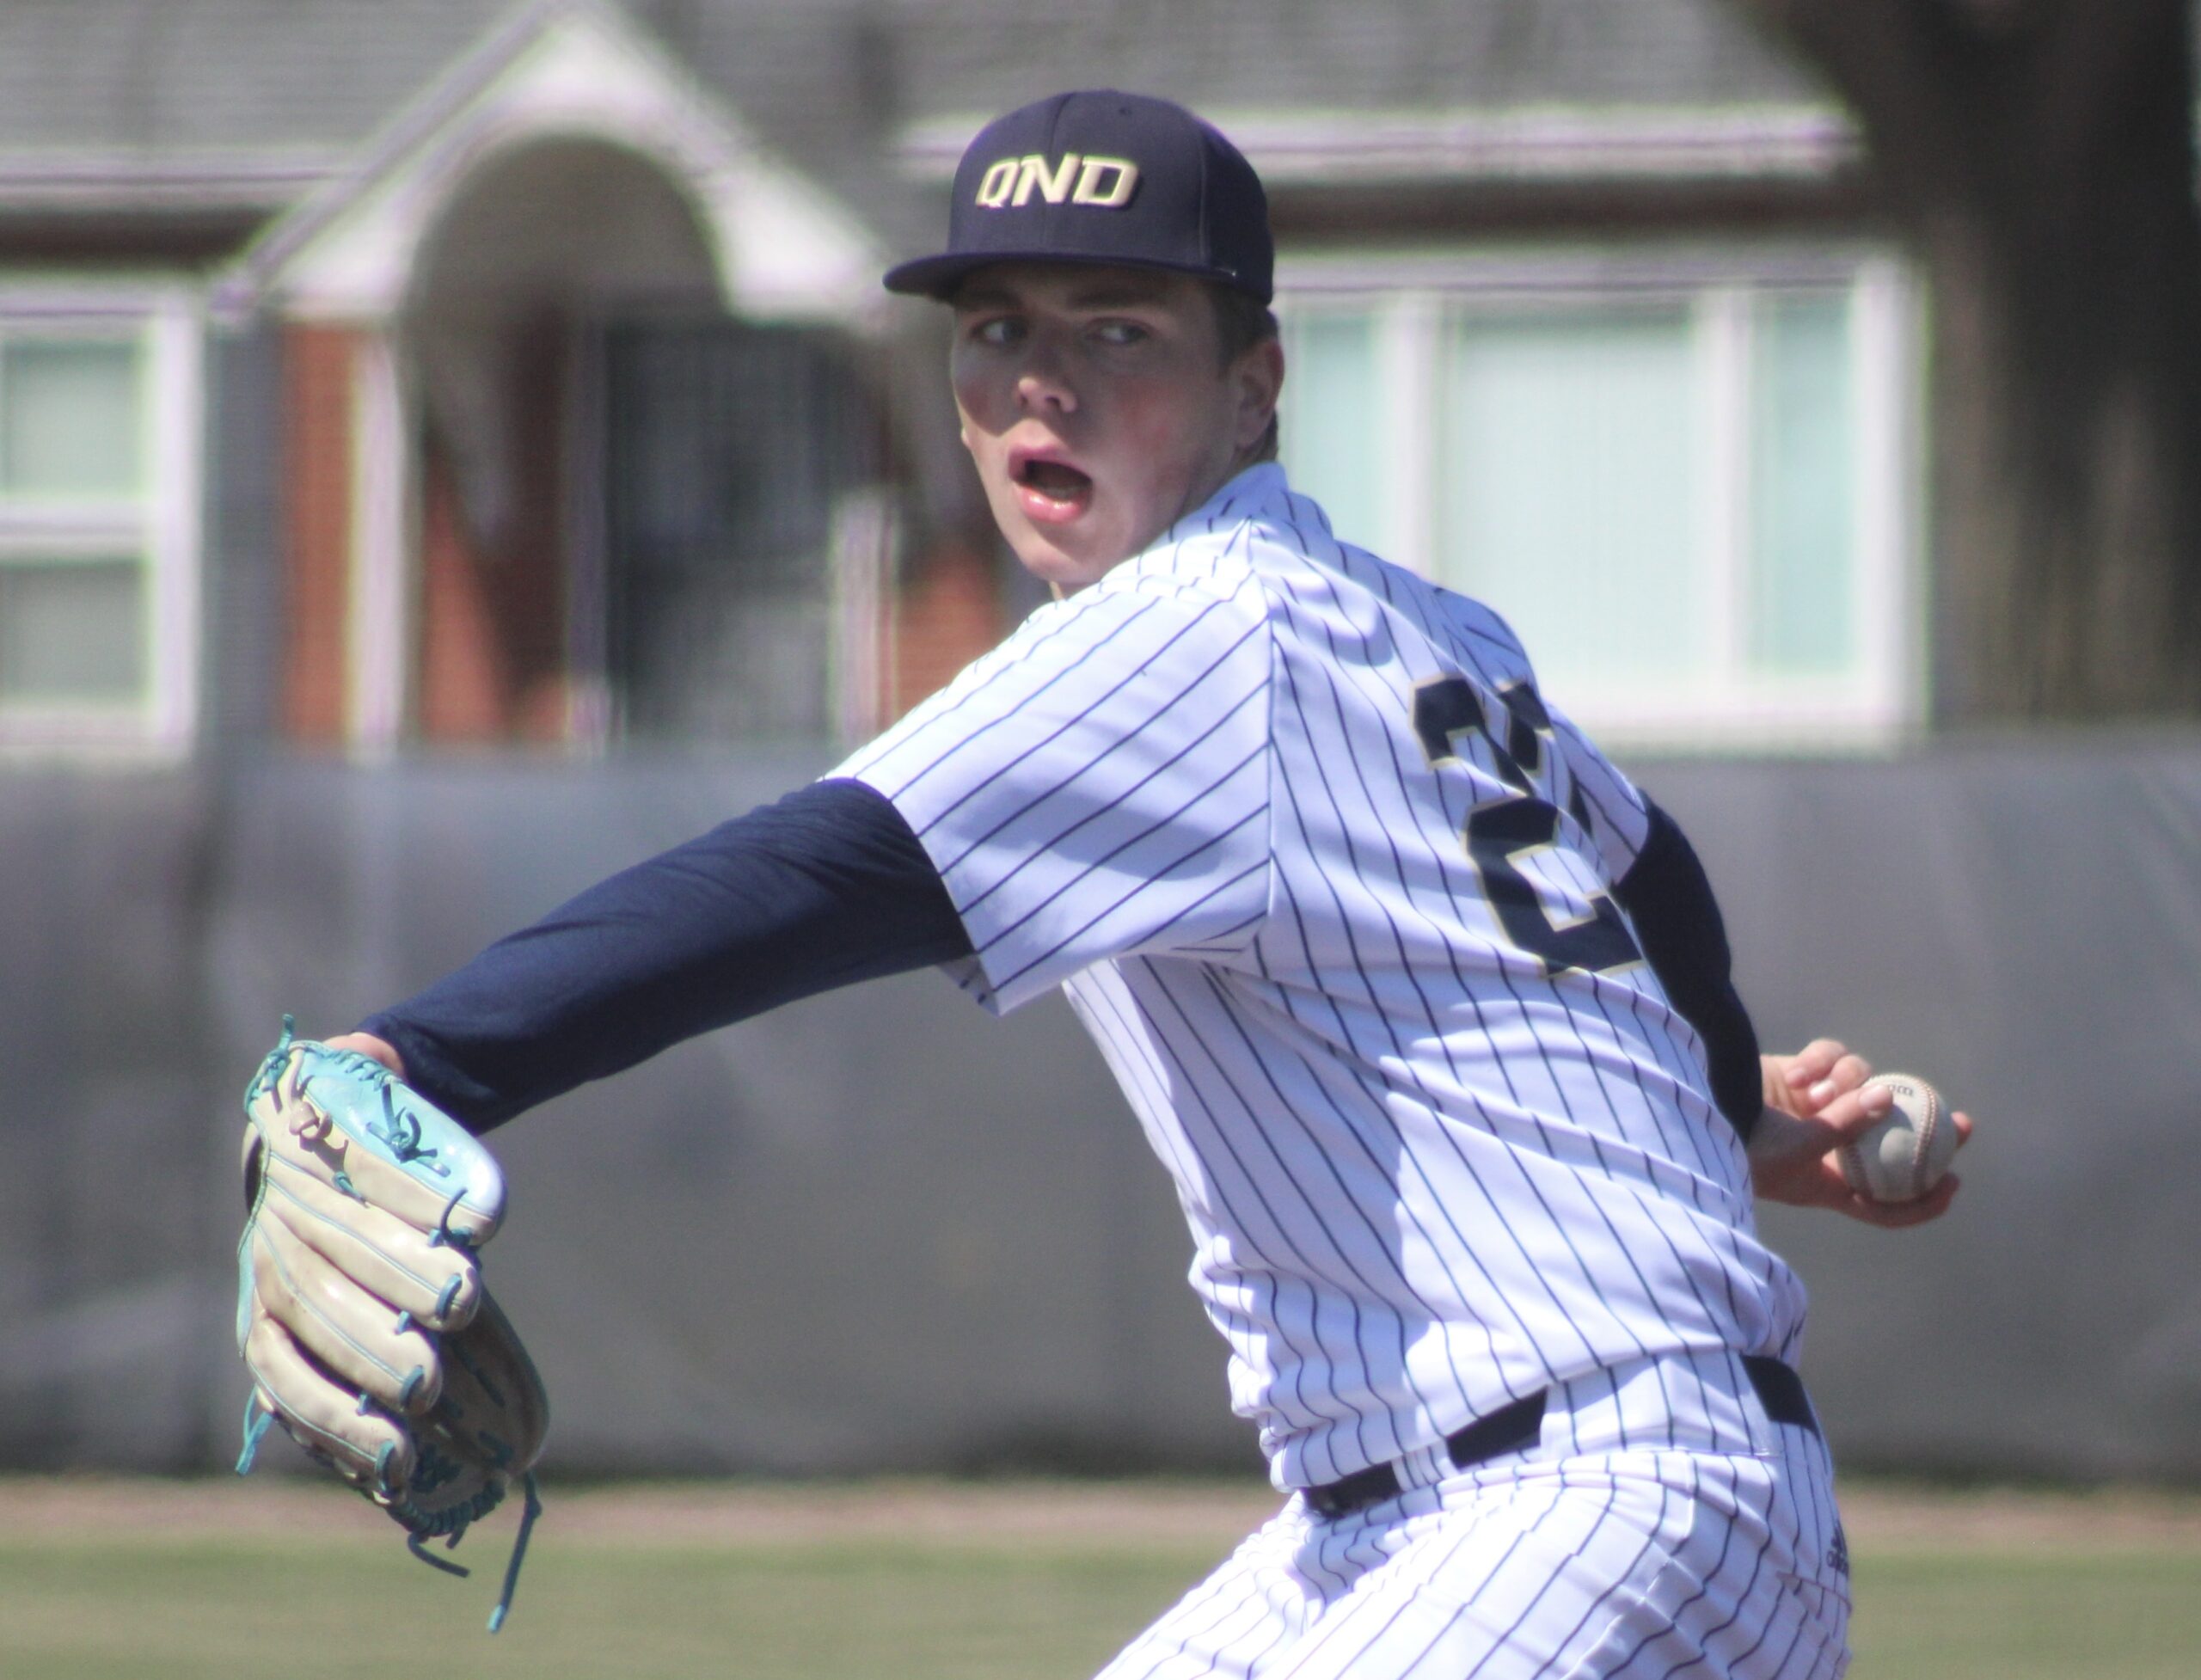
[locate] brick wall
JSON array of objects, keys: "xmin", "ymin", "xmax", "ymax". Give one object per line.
[
  {"xmin": 888, "ymin": 538, "xmax": 1004, "ymax": 719},
  {"xmin": 279, "ymin": 324, "xmax": 358, "ymax": 744},
  {"xmin": 416, "ymin": 315, "xmax": 571, "ymax": 745},
  {"xmin": 415, "ymin": 441, "xmax": 510, "ymax": 739}
]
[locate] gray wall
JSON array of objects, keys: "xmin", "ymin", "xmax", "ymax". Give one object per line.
[
  {"xmin": 1651, "ymin": 738, "xmax": 2201, "ymax": 1482},
  {"xmin": 5, "ymin": 738, "xmax": 2198, "ymax": 1483}
]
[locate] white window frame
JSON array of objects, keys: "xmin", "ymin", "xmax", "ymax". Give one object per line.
[
  {"xmin": 1276, "ymin": 244, "xmax": 1923, "ymax": 751},
  {"xmin": 0, "ymin": 282, "xmax": 204, "ymax": 759}
]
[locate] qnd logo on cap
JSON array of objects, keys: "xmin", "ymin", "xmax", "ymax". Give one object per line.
[{"xmin": 975, "ymin": 154, "xmax": 1140, "ymax": 210}]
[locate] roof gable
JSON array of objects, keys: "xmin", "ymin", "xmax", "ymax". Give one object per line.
[{"xmin": 218, "ymin": 0, "xmax": 881, "ymax": 322}]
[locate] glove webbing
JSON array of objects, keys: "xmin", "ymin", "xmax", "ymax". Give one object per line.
[{"xmin": 235, "ymin": 1393, "xmax": 543, "ymax": 1633}]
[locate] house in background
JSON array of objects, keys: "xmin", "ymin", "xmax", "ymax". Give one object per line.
[{"xmin": 0, "ymin": 0, "xmax": 1913, "ymax": 763}]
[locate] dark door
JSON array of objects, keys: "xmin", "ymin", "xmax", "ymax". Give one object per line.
[{"xmin": 601, "ymin": 321, "xmax": 873, "ymax": 742}]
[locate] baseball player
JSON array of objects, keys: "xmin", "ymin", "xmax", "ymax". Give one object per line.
[{"xmin": 302, "ymin": 90, "xmax": 1967, "ymax": 1677}]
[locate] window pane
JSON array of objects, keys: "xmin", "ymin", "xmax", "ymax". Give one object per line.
[
  {"xmin": 2, "ymin": 340, "xmax": 143, "ymax": 499},
  {"xmin": 0, "ymin": 560, "xmax": 144, "ymax": 701},
  {"xmin": 1281, "ymin": 312, "xmax": 1385, "ymax": 551},
  {"xmin": 1438, "ymin": 308, "xmax": 1701, "ymax": 691},
  {"xmin": 1750, "ymin": 293, "xmax": 1854, "ymax": 673}
]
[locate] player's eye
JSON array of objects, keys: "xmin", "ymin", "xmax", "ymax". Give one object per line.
[
  {"xmin": 1090, "ymin": 319, "xmax": 1150, "ymax": 348},
  {"xmin": 966, "ymin": 315, "xmax": 1024, "ymax": 347}
]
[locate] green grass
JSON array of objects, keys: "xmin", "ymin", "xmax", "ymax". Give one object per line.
[
  {"xmin": 0, "ymin": 1533, "xmax": 1214, "ymax": 1680},
  {"xmin": 3, "ymin": 1489, "xmax": 2199, "ymax": 1678},
  {"xmin": 1851, "ymin": 1550, "xmax": 2201, "ymax": 1680}
]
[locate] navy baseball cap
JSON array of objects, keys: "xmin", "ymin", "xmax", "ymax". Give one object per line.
[{"xmin": 884, "ymin": 90, "xmax": 1273, "ymax": 304}]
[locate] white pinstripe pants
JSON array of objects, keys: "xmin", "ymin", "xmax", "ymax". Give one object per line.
[{"xmin": 1098, "ymin": 1352, "xmax": 1850, "ymax": 1680}]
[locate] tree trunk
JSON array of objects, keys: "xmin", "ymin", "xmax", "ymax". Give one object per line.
[{"xmin": 1738, "ymin": 0, "xmax": 2201, "ymax": 717}]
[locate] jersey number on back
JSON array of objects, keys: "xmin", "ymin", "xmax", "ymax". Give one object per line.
[{"xmin": 1413, "ymin": 676, "xmax": 1640, "ymax": 977}]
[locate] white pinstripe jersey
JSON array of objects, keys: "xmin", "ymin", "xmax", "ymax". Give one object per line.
[{"xmin": 839, "ymin": 463, "xmax": 1807, "ymax": 1492}]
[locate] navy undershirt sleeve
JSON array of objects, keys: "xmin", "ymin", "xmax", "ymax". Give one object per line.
[
  {"xmin": 359, "ymin": 777, "xmax": 972, "ymax": 1132},
  {"xmin": 1613, "ymin": 799, "xmax": 1763, "ymax": 1138}
]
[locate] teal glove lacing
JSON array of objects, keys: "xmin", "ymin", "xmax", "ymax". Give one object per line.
[{"xmin": 238, "ymin": 1017, "xmax": 542, "ymax": 1632}]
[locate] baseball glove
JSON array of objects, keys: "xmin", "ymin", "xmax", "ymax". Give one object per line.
[{"xmin": 234, "ymin": 1020, "xmax": 549, "ymax": 1630}]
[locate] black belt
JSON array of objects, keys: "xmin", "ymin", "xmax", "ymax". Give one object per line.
[{"xmin": 1303, "ymin": 1355, "xmax": 1817, "ymax": 1522}]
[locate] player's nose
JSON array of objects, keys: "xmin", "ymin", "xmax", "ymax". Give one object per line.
[{"xmin": 1012, "ymin": 332, "xmax": 1078, "ymax": 414}]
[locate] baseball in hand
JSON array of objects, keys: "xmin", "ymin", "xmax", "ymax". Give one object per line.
[{"xmin": 1839, "ymin": 1073, "xmax": 1958, "ymax": 1203}]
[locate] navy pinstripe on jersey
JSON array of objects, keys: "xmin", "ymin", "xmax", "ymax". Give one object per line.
[{"xmin": 838, "ymin": 463, "xmax": 1807, "ymax": 1493}]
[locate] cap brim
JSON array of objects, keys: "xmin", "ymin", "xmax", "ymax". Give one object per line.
[
  {"xmin": 882, "ymin": 249, "xmax": 1268, "ymax": 303},
  {"xmin": 880, "ymin": 252, "xmax": 993, "ymax": 298}
]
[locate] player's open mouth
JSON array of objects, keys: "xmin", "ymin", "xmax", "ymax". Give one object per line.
[{"xmin": 1013, "ymin": 456, "xmax": 1093, "ymax": 522}]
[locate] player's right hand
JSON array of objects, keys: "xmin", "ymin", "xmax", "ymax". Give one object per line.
[{"xmin": 1749, "ymin": 1039, "xmax": 1973, "ymax": 1228}]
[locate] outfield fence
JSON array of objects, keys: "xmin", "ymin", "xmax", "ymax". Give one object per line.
[{"xmin": 4, "ymin": 737, "xmax": 2198, "ymax": 1482}]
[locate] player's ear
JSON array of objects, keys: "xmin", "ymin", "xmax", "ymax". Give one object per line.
[{"xmin": 1230, "ymin": 337, "xmax": 1284, "ymax": 455}]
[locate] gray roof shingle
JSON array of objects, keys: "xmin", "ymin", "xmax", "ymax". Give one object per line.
[
  {"xmin": 657, "ymin": 0, "xmax": 1836, "ymax": 253},
  {"xmin": 0, "ymin": 0, "xmax": 515, "ymax": 155},
  {"xmin": 0, "ymin": 0, "xmax": 1827, "ymax": 154},
  {"xmin": 861, "ymin": 0, "xmax": 1824, "ymax": 114},
  {"xmin": 0, "ymin": 0, "xmax": 1836, "ymax": 247}
]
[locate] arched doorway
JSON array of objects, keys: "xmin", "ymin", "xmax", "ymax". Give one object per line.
[
  {"xmin": 403, "ymin": 134, "xmax": 879, "ymax": 745},
  {"xmin": 404, "ymin": 135, "xmax": 711, "ymax": 744}
]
